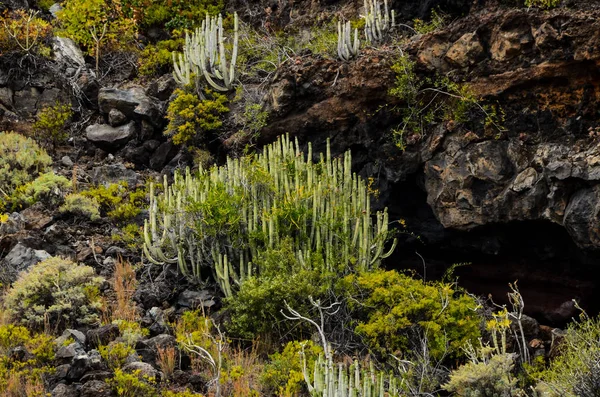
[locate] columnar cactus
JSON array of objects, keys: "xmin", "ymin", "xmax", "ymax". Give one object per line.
[
  {"xmin": 143, "ymin": 135, "xmax": 397, "ymax": 298},
  {"xmin": 173, "ymin": 12, "xmax": 239, "ymax": 91},
  {"xmin": 364, "ymin": 0, "xmax": 395, "ymax": 43},
  {"xmin": 337, "ymin": 20, "xmax": 360, "ymax": 61}
]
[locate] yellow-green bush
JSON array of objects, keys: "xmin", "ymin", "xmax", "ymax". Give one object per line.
[
  {"xmin": 525, "ymin": 0, "xmax": 560, "ymax": 9},
  {"xmin": 138, "ymin": 36, "xmax": 184, "ymax": 76},
  {"xmin": 10, "ymin": 172, "xmax": 71, "ymax": 210},
  {"xmin": 99, "ymin": 341, "xmax": 137, "ymax": 370},
  {"xmin": 121, "ymin": 0, "xmax": 223, "ymax": 30},
  {"xmin": 3, "ymin": 256, "xmax": 105, "ymax": 331},
  {"xmin": 109, "ymin": 368, "xmax": 158, "ymax": 397},
  {"xmin": 0, "ymin": 132, "xmax": 52, "ymax": 208},
  {"xmin": 60, "ymin": 193, "xmax": 101, "ymax": 221},
  {"xmin": 79, "ymin": 181, "xmax": 145, "ymax": 222},
  {"xmin": 444, "ymin": 353, "xmax": 520, "ymax": 396},
  {"xmin": 341, "ymin": 269, "xmax": 481, "ymax": 361},
  {"xmin": 113, "ymin": 319, "xmax": 149, "ymax": 346},
  {"xmin": 165, "ymin": 88, "xmax": 229, "ymax": 145},
  {"xmin": 32, "ymin": 102, "xmax": 72, "ymax": 149},
  {"xmin": 0, "ymin": 10, "xmax": 53, "ymax": 56}
]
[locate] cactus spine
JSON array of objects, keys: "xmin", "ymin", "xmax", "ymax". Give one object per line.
[
  {"xmin": 337, "ymin": 20, "xmax": 360, "ymax": 61},
  {"xmin": 364, "ymin": 0, "xmax": 395, "ymax": 43},
  {"xmin": 143, "ymin": 135, "xmax": 397, "ymax": 298},
  {"xmin": 173, "ymin": 12, "xmax": 238, "ymax": 91}
]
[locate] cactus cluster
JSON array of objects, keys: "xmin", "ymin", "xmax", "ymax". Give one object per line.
[
  {"xmin": 337, "ymin": 21, "xmax": 360, "ymax": 61},
  {"xmin": 305, "ymin": 352, "xmax": 401, "ymax": 397},
  {"xmin": 143, "ymin": 134, "xmax": 397, "ymax": 298},
  {"xmin": 364, "ymin": 0, "xmax": 395, "ymax": 44},
  {"xmin": 173, "ymin": 12, "xmax": 238, "ymax": 92}
]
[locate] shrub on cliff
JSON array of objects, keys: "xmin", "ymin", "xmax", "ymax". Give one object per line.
[
  {"xmin": 3, "ymin": 256, "xmax": 105, "ymax": 331},
  {"xmin": 0, "ymin": 131, "xmax": 52, "ymax": 208}
]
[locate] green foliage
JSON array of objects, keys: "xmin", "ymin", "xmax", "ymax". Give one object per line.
[
  {"xmin": 524, "ymin": 0, "xmax": 560, "ymax": 9},
  {"xmin": 3, "ymin": 256, "xmax": 105, "ymax": 331},
  {"xmin": 162, "ymin": 390, "xmax": 204, "ymax": 397},
  {"xmin": 145, "ymin": 135, "xmax": 397, "ymax": 298},
  {"xmin": 112, "ymin": 223, "xmax": 143, "ymax": 249},
  {"xmin": 413, "ymin": 9, "xmax": 446, "ymax": 35},
  {"xmin": 109, "ymin": 368, "xmax": 158, "ymax": 397},
  {"xmin": 341, "ymin": 269, "xmax": 481, "ymax": 361},
  {"xmin": 80, "ymin": 181, "xmax": 145, "ymax": 222},
  {"xmin": 261, "ymin": 340, "xmax": 322, "ymax": 396},
  {"xmin": 174, "ymin": 309, "xmax": 212, "ymax": 349},
  {"xmin": 113, "ymin": 319, "xmax": 149, "ymax": 346},
  {"xmin": 57, "ymin": 0, "xmax": 137, "ymax": 54},
  {"xmin": 537, "ymin": 313, "xmax": 600, "ymax": 397},
  {"xmin": 0, "ymin": 10, "xmax": 53, "ymax": 56},
  {"xmin": 0, "ymin": 325, "xmax": 30, "ymax": 354},
  {"xmin": 239, "ymin": 102, "xmax": 268, "ymax": 140},
  {"xmin": 388, "ymin": 55, "xmax": 478, "ymax": 150},
  {"xmin": 60, "ymin": 193, "xmax": 101, "ymax": 221},
  {"xmin": 122, "ymin": 0, "xmax": 223, "ymax": 30},
  {"xmin": 444, "ymin": 353, "xmax": 521, "ymax": 397},
  {"xmin": 10, "ymin": 172, "xmax": 71, "ymax": 210},
  {"xmin": 139, "ymin": 36, "xmax": 183, "ymax": 76},
  {"xmin": 0, "ymin": 131, "xmax": 52, "ymax": 207},
  {"xmin": 165, "ymin": 88, "xmax": 229, "ymax": 145},
  {"xmin": 99, "ymin": 342, "xmax": 137, "ymax": 370},
  {"xmin": 32, "ymin": 102, "xmax": 72, "ymax": 148},
  {"xmin": 225, "ymin": 240, "xmax": 333, "ymax": 340}
]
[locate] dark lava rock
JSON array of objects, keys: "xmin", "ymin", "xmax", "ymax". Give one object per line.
[
  {"xmin": 80, "ymin": 380, "xmax": 114, "ymax": 397},
  {"xmin": 51, "ymin": 383, "xmax": 79, "ymax": 397},
  {"xmin": 86, "ymin": 122, "xmax": 136, "ymax": 152},
  {"xmin": 87, "ymin": 324, "xmax": 120, "ymax": 349}
]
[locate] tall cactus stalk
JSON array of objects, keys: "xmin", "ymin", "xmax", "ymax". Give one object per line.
[
  {"xmin": 364, "ymin": 0, "xmax": 395, "ymax": 43},
  {"xmin": 173, "ymin": 12, "xmax": 238, "ymax": 92},
  {"xmin": 143, "ymin": 134, "xmax": 397, "ymax": 298},
  {"xmin": 337, "ymin": 20, "xmax": 360, "ymax": 61}
]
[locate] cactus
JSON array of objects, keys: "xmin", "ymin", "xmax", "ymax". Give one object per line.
[
  {"xmin": 337, "ymin": 20, "xmax": 360, "ymax": 61},
  {"xmin": 173, "ymin": 12, "xmax": 238, "ymax": 92},
  {"xmin": 364, "ymin": 0, "xmax": 395, "ymax": 43},
  {"xmin": 143, "ymin": 134, "xmax": 397, "ymax": 298}
]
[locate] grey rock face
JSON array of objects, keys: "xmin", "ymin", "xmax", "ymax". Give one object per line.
[
  {"xmin": 98, "ymin": 87, "xmax": 162, "ymax": 126},
  {"xmin": 0, "ymin": 243, "xmax": 51, "ymax": 284},
  {"xmin": 86, "ymin": 122, "xmax": 136, "ymax": 151},
  {"xmin": 90, "ymin": 163, "xmax": 139, "ymax": 187},
  {"xmin": 53, "ymin": 37, "xmax": 85, "ymax": 68}
]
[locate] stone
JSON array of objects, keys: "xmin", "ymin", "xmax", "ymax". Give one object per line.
[
  {"xmin": 563, "ymin": 186, "xmax": 600, "ymax": 249},
  {"xmin": 13, "ymin": 86, "xmax": 41, "ymax": 116},
  {"xmin": 90, "ymin": 163, "xmax": 139, "ymax": 187},
  {"xmin": 0, "ymin": 243, "xmax": 51, "ymax": 284},
  {"xmin": 98, "ymin": 87, "xmax": 162, "ymax": 126},
  {"xmin": 177, "ymin": 289, "xmax": 215, "ymax": 309},
  {"xmin": 87, "ymin": 324, "xmax": 120, "ymax": 349},
  {"xmin": 55, "ymin": 329, "xmax": 86, "ymax": 347},
  {"xmin": 56, "ymin": 342, "xmax": 86, "ymax": 361},
  {"xmin": 80, "ymin": 371, "xmax": 112, "ymax": 383},
  {"xmin": 80, "ymin": 380, "xmax": 114, "ymax": 397},
  {"xmin": 52, "ymin": 37, "xmax": 85, "ymax": 67},
  {"xmin": 444, "ymin": 32, "xmax": 484, "ymax": 68},
  {"xmin": 143, "ymin": 139, "xmax": 161, "ymax": 152},
  {"xmin": 67, "ymin": 353, "xmax": 92, "ymax": 381},
  {"xmin": 48, "ymin": 3, "xmax": 62, "ymax": 18},
  {"xmin": 108, "ymin": 108, "xmax": 128, "ymax": 127},
  {"xmin": 62, "ymin": 156, "xmax": 74, "ymax": 167},
  {"xmin": 150, "ymin": 141, "xmax": 178, "ymax": 171},
  {"xmin": 86, "ymin": 122, "xmax": 136, "ymax": 151},
  {"xmin": 54, "ymin": 364, "xmax": 71, "ymax": 380},
  {"xmin": 122, "ymin": 361, "xmax": 161, "ymax": 381},
  {"xmin": 490, "ymin": 29, "xmax": 533, "ymax": 62},
  {"xmin": 146, "ymin": 74, "xmax": 176, "ymax": 101},
  {"xmin": 105, "ymin": 246, "xmax": 126, "ymax": 257},
  {"xmin": 0, "ymin": 212, "xmax": 25, "ymax": 236},
  {"xmin": 51, "ymin": 383, "xmax": 78, "ymax": 397},
  {"xmin": 122, "ymin": 144, "xmax": 150, "ymax": 168}
]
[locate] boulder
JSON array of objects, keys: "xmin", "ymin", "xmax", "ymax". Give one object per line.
[
  {"xmin": 98, "ymin": 87, "xmax": 162, "ymax": 126},
  {"xmin": 150, "ymin": 141, "xmax": 178, "ymax": 171},
  {"xmin": 122, "ymin": 362, "xmax": 161, "ymax": 381},
  {"xmin": 0, "ymin": 243, "xmax": 51, "ymax": 284},
  {"xmin": 87, "ymin": 324, "xmax": 120, "ymax": 349},
  {"xmin": 67, "ymin": 353, "xmax": 92, "ymax": 381},
  {"xmin": 444, "ymin": 32, "xmax": 484, "ymax": 68},
  {"xmin": 86, "ymin": 122, "xmax": 136, "ymax": 151},
  {"xmin": 177, "ymin": 289, "xmax": 215, "ymax": 309},
  {"xmin": 108, "ymin": 108, "xmax": 128, "ymax": 127},
  {"xmin": 80, "ymin": 380, "xmax": 114, "ymax": 397},
  {"xmin": 53, "ymin": 37, "xmax": 85, "ymax": 68},
  {"xmin": 56, "ymin": 342, "xmax": 86, "ymax": 361},
  {"xmin": 0, "ymin": 212, "xmax": 25, "ymax": 236},
  {"xmin": 90, "ymin": 163, "xmax": 139, "ymax": 187},
  {"xmin": 51, "ymin": 383, "xmax": 79, "ymax": 397}
]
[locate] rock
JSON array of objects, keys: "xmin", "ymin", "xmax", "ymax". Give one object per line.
[
  {"xmin": 87, "ymin": 324, "xmax": 120, "ymax": 349},
  {"xmin": 13, "ymin": 86, "xmax": 41, "ymax": 116},
  {"xmin": 444, "ymin": 32, "xmax": 484, "ymax": 68},
  {"xmin": 51, "ymin": 383, "xmax": 78, "ymax": 397},
  {"xmin": 56, "ymin": 342, "xmax": 86, "ymax": 361},
  {"xmin": 80, "ymin": 380, "xmax": 114, "ymax": 397},
  {"xmin": 86, "ymin": 122, "xmax": 136, "ymax": 151},
  {"xmin": 53, "ymin": 364, "xmax": 71, "ymax": 380},
  {"xmin": 55, "ymin": 329, "xmax": 87, "ymax": 347},
  {"xmin": 150, "ymin": 141, "xmax": 178, "ymax": 171},
  {"xmin": 80, "ymin": 371, "xmax": 112, "ymax": 383},
  {"xmin": 61, "ymin": 156, "xmax": 74, "ymax": 167},
  {"xmin": 0, "ymin": 243, "xmax": 51, "ymax": 284},
  {"xmin": 67, "ymin": 353, "xmax": 92, "ymax": 381},
  {"xmin": 509, "ymin": 313, "xmax": 539, "ymax": 339},
  {"xmin": 9, "ymin": 346, "xmax": 32, "ymax": 362},
  {"xmin": 52, "ymin": 37, "xmax": 85, "ymax": 67},
  {"xmin": 147, "ymin": 74, "xmax": 176, "ymax": 101},
  {"xmin": 490, "ymin": 28, "xmax": 533, "ymax": 62},
  {"xmin": 122, "ymin": 362, "xmax": 161, "ymax": 381},
  {"xmin": 145, "ymin": 334, "xmax": 177, "ymax": 351},
  {"xmin": 48, "ymin": 3, "xmax": 62, "ymax": 18},
  {"xmin": 122, "ymin": 144, "xmax": 150, "ymax": 168},
  {"xmin": 563, "ymin": 187, "xmax": 600, "ymax": 249},
  {"xmin": 108, "ymin": 108, "xmax": 128, "ymax": 127},
  {"xmin": 0, "ymin": 212, "xmax": 25, "ymax": 236},
  {"xmin": 105, "ymin": 246, "xmax": 127, "ymax": 257},
  {"xmin": 147, "ymin": 308, "xmax": 169, "ymax": 336},
  {"xmin": 98, "ymin": 87, "xmax": 162, "ymax": 126},
  {"xmin": 177, "ymin": 289, "xmax": 215, "ymax": 309},
  {"xmin": 90, "ymin": 163, "xmax": 139, "ymax": 187},
  {"xmin": 143, "ymin": 140, "xmax": 161, "ymax": 152}
]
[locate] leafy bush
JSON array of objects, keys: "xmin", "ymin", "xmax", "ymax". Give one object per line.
[
  {"xmin": 79, "ymin": 181, "xmax": 145, "ymax": 222},
  {"xmin": 537, "ymin": 313, "xmax": 600, "ymax": 397},
  {"xmin": 113, "ymin": 319, "xmax": 149, "ymax": 346},
  {"xmin": 341, "ymin": 269, "xmax": 481, "ymax": 361},
  {"xmin": 60, "ymin": 193, "xmax": 101, "ymax": 221},
  {"xmin": 138, "ymin": 36, "xmax": 183, "ymax": 76},
  {"xmin": 261, "ymin": 340, "xmax": 322, "ymax": 396},
  {"xmin": 121, "ymin": 0, "xmax": 223, "ymax": 30},
  {"xmin": 165, "ymin": 88, "xmax": 229, "ymax": 145},
  {"xmin": 32, "ymin": 102, "xmax": 72, "ymax": 149},
  {"xmin": 10, "ymin": 172, "xmax": 71, "ymax": 210},
  {"xmin": 99, "ymin": 341, "xmax": 137, "ymax": 370},
  {"xmin": 524, "ymin": 0, "xmax": 560, "ymax": 9},
  {"xmin": 413, "ymin": 9, "xmax": 446, "ymax": 35},
  {"xmin": 109, "ymin": 368, "xmax": 158, "ymax": 397},
  {"xmin": 0, "ymin": 132, "xmax": 52, "ymax": 207},
  {"xmin": 444, "ymin": 353, "xmax": 520, "ymax": 397},
  {"xmin": 0, "ymin": 10, "xmax": 52, "ymax": 56},
  {"xmin": 3, "ymin": 256, "xmax": 105, "ymax": 331}
]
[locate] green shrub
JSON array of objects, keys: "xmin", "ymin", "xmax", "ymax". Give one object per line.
[
  {"xmin": 0, "ymin": 132, "xmax": 52, "ymax": 207},
  {"xmin": 413, "ymin": 9, "xmax": 446, "ymax": 35},
  {"xmin": 162, "ymin": 390, "xmax": 204, "ymax": 397},
  {"xmin": 32, "ymin": 102, "xmax": 72, "ymax": 148},
  {"xmin": 99, "ymin": 341, "xmax": 137, "ymax": 370},
  {"xmin": 3, "ymin": 256, "xmax": 105, "ymax": 331},
  {"xmin": 165, "ymin": 88, "xmax": 229, "ymax": 145},
  {"xmin": 10, "ymin": 172, "xmax": 71, "ymax": 210},
  {"xmin": 261, "ymin": 340, "xmax": 322, "ymax": 396},
  {"xmin": 109, "ymin": 368, "xmax": 158, "ymax": 397},
  {"xmin": 341, "ymin": 269, "xmax": 481, "ymax": 361},
  {"xmin": 79, "ymin": 181, "xmax": 145, "ymax": 222},
  {"xmin": 138, "ymin": 36, "xmax": 183, "ymax": 76},
  {"xmin": 60, "ymin": 193, "xmax": 101, "ymax": 221},
  {"xmin": 524, "ymin": 0, "xmax": 560, "ymax": 9},
  {"xmin": 121, "ymin": 0, "xmax": 223, "ymax": 30},
  {"xmin": 0, "ymin": 10, "xmax": 53, "ymax": 57},
  {"xmin": 444, "ymin": 353, "xmax": 521, "ymax": 397},
  {"xmin": 113, "ymin": 319, "xmax": 149, "ymax": 346},
  {"xmin": 537, "ymin": 313, "xmax": 600, "ymax": 397}
]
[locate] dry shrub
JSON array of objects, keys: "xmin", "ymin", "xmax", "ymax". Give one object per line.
[
  {"xmin": 111, "ymin": 257, "xmax": 138, "ymax": 323},
  {"xmin": 157, "ymin": 345, "xmax": 177, "ymax": 380}
]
